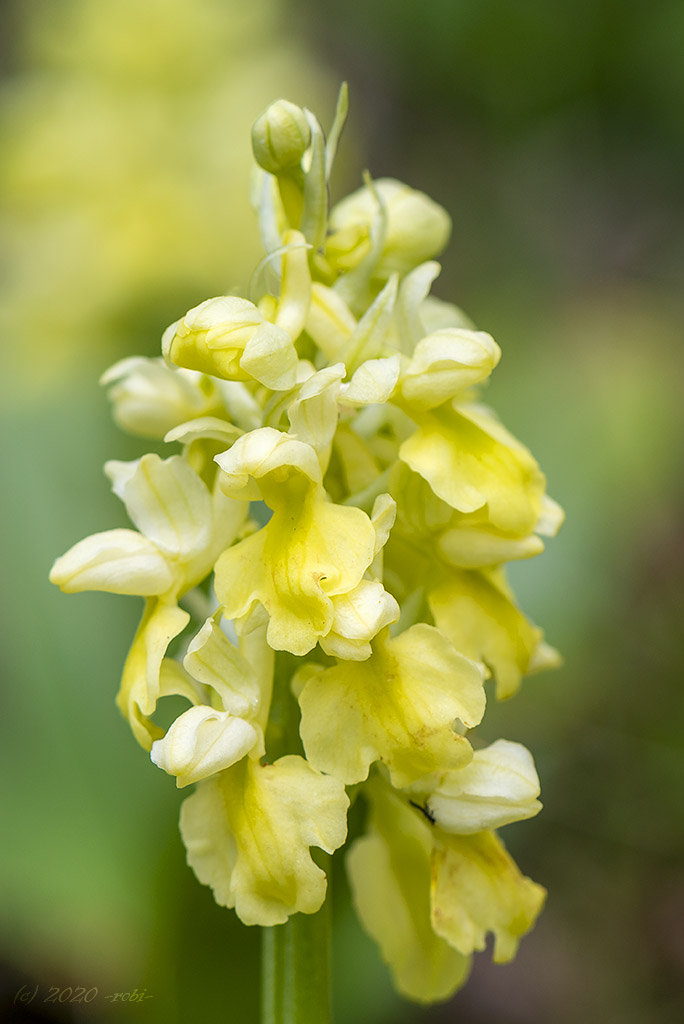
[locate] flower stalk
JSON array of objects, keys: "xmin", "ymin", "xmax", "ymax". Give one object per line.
[{"xmin": 262, "ymin": 876, "xmax": 332, "ymax": 1024}]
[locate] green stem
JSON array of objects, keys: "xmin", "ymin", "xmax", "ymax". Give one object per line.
[
  {"xmin": 261, "ymin": 652, "xmax": 333, "ymax": 1023},
  {"xmin": 261, "ymin": 869, "xmax": 332, "ymax": 1024}
]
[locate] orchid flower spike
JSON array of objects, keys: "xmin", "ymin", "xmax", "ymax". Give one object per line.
[{"xmin": 51, "ymin": 85, "xmax": 562, "ymax": 1004}]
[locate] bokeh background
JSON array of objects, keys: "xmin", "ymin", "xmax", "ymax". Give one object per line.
[{"xmin": 2, "ymin": 1, "xmax": 683, "ymax": 1021}]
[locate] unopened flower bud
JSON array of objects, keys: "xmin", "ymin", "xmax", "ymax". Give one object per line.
[
  {"xmin": 329, "ymin": 178, "xmax": 451, "ymax": 277},
  {"xmin": 252, "ymin": 99, "xmax": 311, "ymax": 175}
]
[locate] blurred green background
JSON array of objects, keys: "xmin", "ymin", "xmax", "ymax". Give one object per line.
[{"xmin": 2, "ymin": 1, "xmax": 683, "ymax": 1021}]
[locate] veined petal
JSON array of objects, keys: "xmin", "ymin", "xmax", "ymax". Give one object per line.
[
  {"xmin": 299, "ymin": 624, "xmax": 485, "ymax": 786},
  {"xmin": 424, "ymin": 740, "xmax": 542, "ymax": 833},
  {"xmin": 116, "ymin": 599, "xmax": 190, "ymax": 749},
  {"xmin": 431, "ymin": 831, "xmax": 546, "ymax": 963},
  {"xmin": 391, "ymin": 464, "xmax": 543, "ymax": 569},
  {"xmin": 397, "ymin": 329, "xmax": 501, "ymax": 410},
  {"xmin": 150, "ymin": 705, "xmax": 259, "ymax": 787},
  {"xmin": 105, "ymin": 453, "xmax": 211, "ymax": 562},
  {"xmin": 343, "ymin": 274, "xmax": 397, "ymax": 372},
  {"xmin": 214, "ymin": 380, "xmax": 263, "ymax": 431},
  {"xmin": 215, "ymin": 484, "xmax": 376, "ymax": 656},
  {"xmin": 49, "ymin": 529, "xmax": 173, "ymax": 596},
  {"xmin": 157, "ymin": 655, "xmax": 205, "ymax": 706},
  {"xmin": 370, "ymin": 492, "xmax": 397, "ymax": 557},
  {"xmin": 179, "ymin": 481, "xmax": 248, "ymax": 595},
  {"xmin": 179, "ymin": 756, "xmax": 348, "ymax": 926},
  {"xmin": 419, "ymin": 294, "xmax": 475, "ymax": 333},
  {"xmin": 400, "ymin": 403, "xmax": 546, "ymax": 535},
  {"xmin": 332, "ymin": 423, "xmax": 382, "ymax": 496},
  {"xmin": 347, "ymin": 781, "xmax": 471, "ymax": 1003},
  {"xmin": 428, "ymin": 570, "xmax": 546, "ymax": 699}
]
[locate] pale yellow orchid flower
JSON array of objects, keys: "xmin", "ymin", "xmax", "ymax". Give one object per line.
[
  {"xmin": 297, "ymin": 624, "xmax": 486, "ymax": 786},
  {"xmin": 101, "ymin": 357, "xmax": 221, "ymax": 440},
  {"xmin": 347, "ymin": 777, "xmax": 545, "ymax": 1003},
  {"xmin": 180, "ymin": 753, "xmax": 349, "ymax": 926},
  {"xmin": 213, "ymin": 428, "xmax": 395, "ymax": 656},
  {"xmin": 50, "ymin": 453, "xmax": 247, "ymax": 745},
  {"xmin": 49, "ymin": 90, "xmax": 563, "ymax": 1002},
  {"xmin": 149, "ymin": 608, "xmax": 271, "ymax": 787}
]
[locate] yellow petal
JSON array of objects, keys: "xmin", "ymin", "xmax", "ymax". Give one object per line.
[
  {"xmin": 179, "ymin": 756, "xmax": 348, "ymax": 926},
  {"xmin": 215, "ymin": 427, "xmax": 321, "ymax": 502},
  {"xmin": 343, "ymin": 274, "xmax": 397, "ymax": 371},
  {"xmin": 393, "ymin": 260, "xmax": 442, "ymax": 354},
  {"xmin": 299, "ymin": 624, "xmax": 485, "ymax": 786},
  {"xmin": 164, "ymin": 416, "xmax": 243, "ymax": 448},
  {"xmin": 339, "ymin": 355, "xmax": 400, "ymax": 406},
  {"xmin": 428, "ymin": 570, "xmax": 546, "ymax": 699},
  {"xmin": 331, "ymin": 423, "xmax": 382, "ymax": 497},
  {"xmin": 347, "ymin": 781, "xmax": 470, "ymax": 1003},
  {"xmin": 273, "ymin": 229, "xmax": 311, "ymax": 342},
  {"xmin": 239, "ymin": 322, "xmax": 299, "ymax": 391},
  {"xmin": 163, "ymin": 295, "xmax": 297, "ymax": 389},
  {"xmin": 437, "ymin": 518, "xmax": 544, "ymax": 568},
  {"xmin": 431, "ymin": 830, "xmax": 546, "ymax": 963},
  {"xmin": 183, "ymin": 612, "xmax": 262, "ymax": 719},
  {"xmin": 304, "ymin": 282, "xmax": 356, "ymax": 361},
  {"xmin": 400, "ymin": 403, "xmax": 546, "ymax": 535},
  {"xmin": 329, "ymin": 178, "xmax": 451, "ymax": 278},
  {"xmin": 390, "ymin": 463, "xmax": 544, "ymax": 569},
  {"xmin": 397, "ymin": 328, "xmax": 501, "ymax": 410},
  {"xmin": 215, "ymin": 483, "xmax": 376, "ymax": 656},
  {"xmin": 116, "ymin": 598, "xmax": 190, "ymax": 749}
]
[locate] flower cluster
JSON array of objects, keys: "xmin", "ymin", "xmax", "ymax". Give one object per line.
[{"xmin": 51, "ymin": 89, "xmax": 562, "ymax": 1004}]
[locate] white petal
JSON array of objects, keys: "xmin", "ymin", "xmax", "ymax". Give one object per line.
[
  {"xmin": 49, "ymin": 529, "xmax": 173, "ymax": 596},
  {"xmin": 150, "ymin": 705, "xmax": 258, "ymax": 787},
  {"xmin": 215, "ymin": 427, "xmax": 321, "ymax": 499},
  {"xmin": 427, "ymin": 740, "xmax": 542, "ymax": 833}
]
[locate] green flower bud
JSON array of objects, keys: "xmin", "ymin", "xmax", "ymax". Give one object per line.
[{"xmin": 252, "ymin": 99, "xmax": 311, "ymax": 175}]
